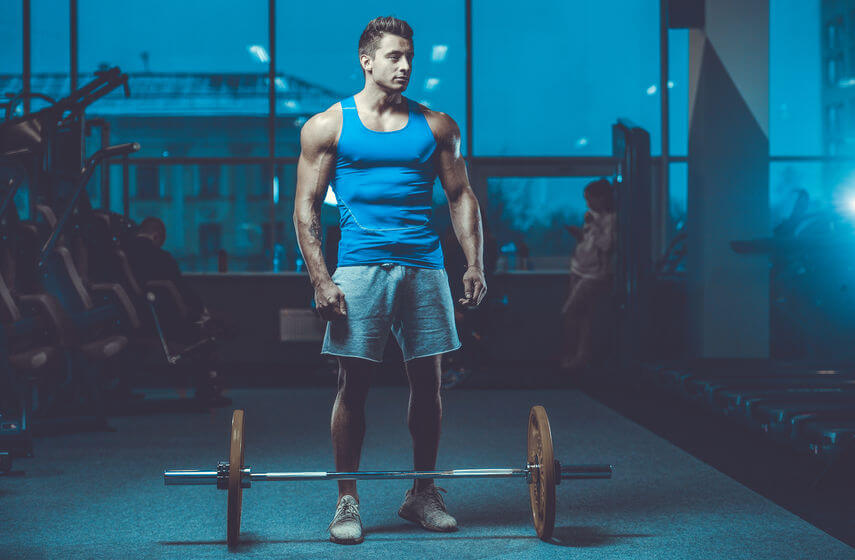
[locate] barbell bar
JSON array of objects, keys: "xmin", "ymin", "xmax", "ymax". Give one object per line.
[{"xmin": 162, "ymin": 406, "xmax": 613, "ymax": 546}]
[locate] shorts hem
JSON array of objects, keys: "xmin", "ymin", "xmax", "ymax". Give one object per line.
[
  {"xmin": 321, "ymin": 350, "xmax": 384, "ymax": 363},
  {"xmin": 403, "ymin": 342, "xmax": 463, "ymax": 362}
]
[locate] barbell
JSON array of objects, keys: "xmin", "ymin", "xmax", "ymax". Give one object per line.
[{"xmin": 163, "ymin": 406, "xmax": 613, "ymax": 547}]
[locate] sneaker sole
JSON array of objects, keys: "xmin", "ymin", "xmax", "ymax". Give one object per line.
[
  {"xmin": 330, "ymin": 535, "xmax": 364, "ymax": 545},
  {"xmin": 397, "ymin": 509, "xmax": 459, "ymax": 533}
]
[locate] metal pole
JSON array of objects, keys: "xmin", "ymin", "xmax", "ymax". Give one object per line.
[
  {"xmin": 70, "ymin": 0, "xmax": 78, "ymax": 92},
  {"xmin": 122, "ymin": 156, "xmax": 130, "ymax": 218},
  {"xmin": 267, "ymin": 0, "xmax": 277, "ymax": 268},
  {"xmin": 659, "ymin": 0, "xmax": 670, "ymax": 254},
  {"xmin": 465, "ymin": 0, "xmax": 473, "ymax": 159},
  {"xmin": 163, "ymin": 464, "xmax": 613, "ymax": 485},
  {"xmin": 23, "ymin": 0, "xmax": 31, "ymax": 115}
]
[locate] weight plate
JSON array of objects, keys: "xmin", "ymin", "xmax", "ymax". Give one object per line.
[
  {"xmin": 227, "ymin": 409, "xmax": 245, "ymax": 548},
  {"xmin": 527, "ymin": 405, "xmax": 556, "ymax": 540}
]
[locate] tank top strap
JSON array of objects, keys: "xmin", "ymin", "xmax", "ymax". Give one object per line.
[{"xmin": 340, "ymin": 95, "xmax": 357, "ymax": 125}]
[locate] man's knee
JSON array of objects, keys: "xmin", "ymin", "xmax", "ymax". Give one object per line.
[
  {"xmin": 406, "ymin": 355, "xmax": 442, "ymax": 398},
  {"xmin": 337, "ymin": 357, "xmax": 374, "ymax": 402}
]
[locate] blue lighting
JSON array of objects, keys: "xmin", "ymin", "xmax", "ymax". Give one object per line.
[{"xmin": 273, "ymin": 175, "xmax": 279, "ymax": 204}]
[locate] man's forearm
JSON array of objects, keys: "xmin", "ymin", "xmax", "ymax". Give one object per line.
[
  {"xmin": 448, "ymin": 189, "xmax": 484, "ymax": 268},
  {"xmin": 293, "ymin": 207, "xmax": 332, "ymax": 288}
]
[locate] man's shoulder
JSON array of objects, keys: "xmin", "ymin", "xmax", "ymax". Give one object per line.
[
  {"xmin": 413, "ymin": 102, "xmax": 460, "ymax": 143},
  {"xmin": 301, "ymin": 103, "xmax": 344, "ymax": 147}
]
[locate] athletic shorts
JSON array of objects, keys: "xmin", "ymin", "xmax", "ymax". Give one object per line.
[{"xmin": 321, "ymin": 263, "xmax": 462, "ymax": 362}]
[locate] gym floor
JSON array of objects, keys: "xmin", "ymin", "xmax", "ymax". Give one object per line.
[{"xmin": 3, "ymin": 383, "xmax": 854, "ymax": 559}]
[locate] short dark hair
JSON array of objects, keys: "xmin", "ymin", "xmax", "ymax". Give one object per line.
[
  {"xmin": 583, "ymin": 178, "xmax": 616, "ymax": 212},
  {"xmin": 358, "ymin": 16, "xmax": 414, "ymax": 59},
  {"xmin": 138, "ymin": 216, "xmax": 166, "ymax": 243}
]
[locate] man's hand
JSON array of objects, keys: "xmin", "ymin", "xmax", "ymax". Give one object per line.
[
  {"xmin": 458, "ymin": 266, "xmax": 487, "ymax": 308},
  {"xmin": 315, "ymin": 281, "xmax": 348, "ymax": 321}
]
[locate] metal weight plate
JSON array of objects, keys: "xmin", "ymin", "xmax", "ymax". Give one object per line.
[
  {"xmin": 527, "ymin": 405, "xmax": 556, "ymax": 540},
  {"xmin": 227, "ymin": 409, "xmax": 245, "ymax": 548}
]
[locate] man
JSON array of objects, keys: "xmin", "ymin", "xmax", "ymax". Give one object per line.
[{"xmin": 293, "ymin": 16, "xmax": 486, "ymax": 545}]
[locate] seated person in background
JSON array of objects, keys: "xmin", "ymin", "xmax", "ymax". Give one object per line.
[
  {"xmin": 123, "ymin": 217, "xmax": 234, "ymax": 405},
  {"xmin": 123, "ymin": 217, "xmax": 228, "ymax": 341},
  {"xmin": 560, "ymin": 178, "xmax": 617, "ymax": 373}
]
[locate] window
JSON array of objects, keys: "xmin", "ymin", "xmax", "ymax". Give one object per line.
[
  {"xmin": 474, "ymin": 0, "xmax": 659, "ymax": 155},
  {"xmin": 669, "ymin": 162, "xmax": 687, "ymax": 240},
  {"xmin": 669, "ymin": 29, "xmax": 689, "ymax": 156},
  {"xmin": 0, "ymin": 2, "xmax": 22, "ymax": 75},
  {"xmin": 80, "ymin": 0, "xmax": 270, "ymax": 157},
  {"xmin": 826, "ymin": 16, "xmax": 843, "ymax": 50},
  {"xmin": 199, "ymin": 165, "xmax": 221, "ymax": 199},
  {"xmin": 32, "ymin": 0, "xmax": 69, "ymax": 72},
  {"xmin": 275, "ymin": 1, "xmax": 465, "ymax": 155},
  {"xmin": 135, "ymin": 165, "xmax": 160, "ymax": 200},
  {"xmin": 199, "ymin": 223, "xmax": 222, "ymax": 257},
  {"xmin": 485, "ymin": 177, "xmax": 610, "ymax": 272},
  {"xmin": 827, "ymin": 55, "xmax": 842, "ymax": 86},
  {"xmin": 772, "ymin": 0, "xmax": 822, "ymax": 156}
]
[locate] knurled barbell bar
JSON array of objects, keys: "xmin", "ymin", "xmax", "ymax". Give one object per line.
[{"xmin": 163, "ymin": 405, "xmax": 613, "ymax": 547}]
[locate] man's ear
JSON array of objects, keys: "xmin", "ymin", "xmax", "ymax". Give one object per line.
[{"xmin": 360, "ymin": 53, "xmax": 372, "ymax": 73}]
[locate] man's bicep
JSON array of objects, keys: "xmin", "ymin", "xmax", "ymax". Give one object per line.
[{"xmin": 435, "ymin": 135, "xmax": 470, "ymax": 202}]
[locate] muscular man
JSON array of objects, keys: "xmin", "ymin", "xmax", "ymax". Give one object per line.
[{"xmin": 293, "ymin": 16, "xmax": 486, "ymax": 545}]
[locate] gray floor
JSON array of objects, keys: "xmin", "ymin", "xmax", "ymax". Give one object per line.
[{"xmin": 2, "ymin": 386, "xmax": 854, "ymax": 559}]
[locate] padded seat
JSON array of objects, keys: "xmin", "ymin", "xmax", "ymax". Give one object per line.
[
  {"xmin": 8, "ymin": 345, "xmax": 58, "ymax": 375},
  {"xmin": 690, "ymin": 377, "xmax": 855, "ymax": 407},
  {"xmin": 712, "ymin": 386, "xmax": 855, "ymax": 416},
  {"xmin": 79, "ymin": 335, "xmax": 127, "ymax": 361},
  {"xmin": 798, "ymin": 419, "xmax": 855, "ymax": 457},
  {"xmin": 752, "ymin": 401, "xmax": 855, "ymax": 442}
]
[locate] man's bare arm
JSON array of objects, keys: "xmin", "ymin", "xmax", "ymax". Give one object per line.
[
  {"xmin": 429, "ymin": 110, "xmax": 486, "ymax": 306},
  {"xmin": 293, "ymin": 109, "xmax": 348, "ymax": 319}
]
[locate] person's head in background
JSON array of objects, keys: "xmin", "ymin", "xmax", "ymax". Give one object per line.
[
  {"xmin": 583, "ymin": 178, "xmax": 616, "ymax": 214},
  {"xmin": 136, "ymin": 216, "xmax": 166, "ymax": 248}
]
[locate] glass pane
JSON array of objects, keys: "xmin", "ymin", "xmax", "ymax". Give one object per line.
[
  {"xmin": 79, "ymin": 0, "xmax": 271, "ymax": 157},
  {"xmin": 669, "ymin": 30, "xmax": 689, "ymax": 156},
  {"xmin": 769, "ymin": 162, "xmax": 825, "ymax": 229},
  {"xmin": 485, "ymin": 177, "xmax": 614, "ymax": 272},
  {"xmin": 769, "ymin": 160, "xmax": 855, "ymax": 362},
  {"xmin": 32, "ymin": 0, "xmax": 69, "ymax": 73},
  {"xmin": 0, "ymin": 1, "xmax": 22, "ymax": 74},
  {"xmin": 669, "ymin": 162, "xmax": 687, "ymax": 239},
  {"xmin": 126, "ymin": 162, "xmax": 271, "ymax": 272},
  {"xmin": 275, "ymin": 1, "xmax": 466, "ymax": 156},
  {"xmin": 474, "ymin": 0, "xmax": 659, "ymax": 155},
  {"xmin": 771, "ymin": 0, "xmax": 822, "ymax": 156}
]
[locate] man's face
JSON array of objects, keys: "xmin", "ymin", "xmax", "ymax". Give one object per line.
[{"xmin": 363, "ymin": 33, "xmax": 414, "ymax": 92}]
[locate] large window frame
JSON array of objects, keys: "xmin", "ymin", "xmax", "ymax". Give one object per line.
[{"xmin": 12, "ymin": 0, "xmax": 753, "ymax": 273}]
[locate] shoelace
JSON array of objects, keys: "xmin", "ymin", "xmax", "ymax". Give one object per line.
[
  {"xmin": 330, "ymin": 500, "xmax": 359, "ymax": 528},
  {"xmin": 422, "ymin": 486, "xmax": 448, "ymax": 511}
]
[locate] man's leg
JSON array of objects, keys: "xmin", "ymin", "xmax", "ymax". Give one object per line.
[
  {"xmin": 398, "ymin": 352, "xmax": 457, "ymax": 532},
  {"xmin": 404, "ymin": 354, "xmax": 442, "ymax": 492},
  {"xmin": 331, "ymin": 356, "xmax": 376, "ymax": 504}
]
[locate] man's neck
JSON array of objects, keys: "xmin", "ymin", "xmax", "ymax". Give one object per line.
[{"xmin": 355, "ymin": 83, "xmax": 405, "ymax": 115}]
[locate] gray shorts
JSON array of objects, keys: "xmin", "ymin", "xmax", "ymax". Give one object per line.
[{"xmin": 321, "ymin": 263, "xmax": 462, "ymax": 363}]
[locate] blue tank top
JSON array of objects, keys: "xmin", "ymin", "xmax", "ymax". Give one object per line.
[{"xmin": 331, "ymin": 95, "xmax": 444, "ymax": 269}]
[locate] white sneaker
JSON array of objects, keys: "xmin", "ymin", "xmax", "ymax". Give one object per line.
[
  {"xmin": 329, "ymin": 495, "xmax": 364, "ymax": 544},
  {"xmin": 397, "ymin": 486, "xmax": 458, "ymax": 532}
]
